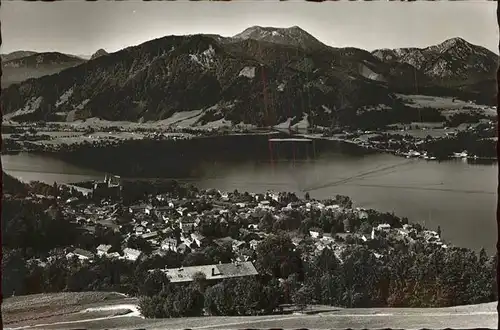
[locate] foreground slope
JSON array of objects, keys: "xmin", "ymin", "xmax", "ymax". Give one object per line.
[{"xmin": 2, "ymin": 292, "xmax": 496, "ymax": 330}]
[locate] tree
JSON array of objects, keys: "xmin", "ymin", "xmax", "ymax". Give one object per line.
[
  {"xmin": 192, "ymin": 271, "xmax": 207, "ymax": 292},
  {"xmin": 437, "ymin": 226, "xmax": 442, "ymax": 237},
  {"xmin": 127, "ymin": 236, "xmax": 153, "ymax": 254},
  {"xmin": 256, "ymin": 233, "xmax": 303, "ymax": 279},
  {"xmin": 182, "ymin": 252, "xmax": 211, "ymax": 267},
  {"xmin": 292, "ymin": 284, "xmax": 315, "ymax": 311},
  {"xmin": 259, "ymin": 212, "xmax": 274, "ymax": 233},
  {"xmin": 359, "ymin": 222, "xmax": 372, "ymax": 235},
  {"xmin": 140, "ymin": 270, "xmax": 170, "ymax": 297}
]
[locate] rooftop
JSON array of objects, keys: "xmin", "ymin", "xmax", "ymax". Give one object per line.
[{"xmin": 157, "ymin": 261, "xmax": 258, "ymax": 283}]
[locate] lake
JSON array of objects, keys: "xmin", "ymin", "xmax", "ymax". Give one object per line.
[{"xmin": 2, "ymin": 150, "xmax": 497, "ymax": 254}]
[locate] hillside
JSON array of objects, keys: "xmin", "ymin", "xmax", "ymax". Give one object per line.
[
  {"xmin": 1, "ymin": 52, "xmax": 86, "ymax": 88},
  {"xmin": 2, "ymin": 292, "xmax": 496, "ymax": 329},
  {"xmin": 1, "ymin": 27, "xmax": 496, "ymax": 126},
  {"xmin": 1, "ymin": 50, "xmax": 39, "ymax": 62},
  {"xmin": 2, "ymin": 171, "xmax": 29, "ymax": 195},
  {"xmin": 90, "ymin": 48, "xmax": 109, "ymax": 60}
]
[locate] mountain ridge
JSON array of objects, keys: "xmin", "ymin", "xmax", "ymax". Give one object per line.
[
  {"xmin": 1, "ymin": 51, "xmax": 87, "ymax": 89},
  {"xmin": 1, "ymin": 28, "xmax": 496, "ymax": 125}
]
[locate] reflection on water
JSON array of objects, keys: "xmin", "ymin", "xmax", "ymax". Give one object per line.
[{"xmin": 2, "ymin": 152, "xmax": 497, "ymax": 253}]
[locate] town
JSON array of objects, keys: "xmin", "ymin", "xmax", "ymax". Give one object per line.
[
  {"xmin": 1, "ymin": 104, "xmax": 497, "ymax": 162},
  {"xmin": 2, "ymin": 167, "xmax": 495, "ymax": 318}
]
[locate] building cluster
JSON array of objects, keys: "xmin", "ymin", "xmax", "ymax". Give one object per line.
[{"xmin": 57, "ymin": 185, "xmax": 446, "ymax": 283}]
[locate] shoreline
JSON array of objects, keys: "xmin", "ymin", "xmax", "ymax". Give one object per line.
[{"xmin": 1, "ymin": 125, "xmax": 497, "ymax": 163}]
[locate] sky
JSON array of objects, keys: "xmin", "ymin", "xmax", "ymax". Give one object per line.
[{"xmin": 1, "ymin": 1, "xmax": 498, "ymax": 56}]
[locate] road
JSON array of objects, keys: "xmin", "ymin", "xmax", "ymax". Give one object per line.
[{"xmin": 7, "ymin": 303, "xmax": 497, "ymax": 330}]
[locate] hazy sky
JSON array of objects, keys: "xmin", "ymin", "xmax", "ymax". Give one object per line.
[{"xmin": 1, "ymin": 1, "xmax": 498, "ymax": 55}]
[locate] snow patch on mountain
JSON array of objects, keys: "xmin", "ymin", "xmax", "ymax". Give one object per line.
[
  {"xmin": 4, "ymin": 96, "xmax": 43, "ymax": 119},
  {"xmin": 359, "ymin": 63, "xmax": 386, "ymax": 82},
  {"xmin": 189, "ymin": 45, "xmax": 216, "ymax": 69},
  {"xmin": 75, "ymin": 99, "xmax": 90, "ymax": 111},
  {"xmin": 55, "ymin": 88, "xmax": 74, "ymax": 108},
  {"xmin": 239, "ymin": 66, "xmax": 256, "ymax": 79}
]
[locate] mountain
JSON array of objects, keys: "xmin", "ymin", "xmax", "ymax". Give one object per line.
[
  {"xmin": 0, "ymin": 29, "xmax": 496, "ymax": 126},
  {"xmin": 372, "ymin": 37, "xmax": 498, "ymax": 100},
  {"xmin": 232, "ymin": 26, "xmax": 327, "ymax": 51},
  {"xmin": 1, "ymin": 51, "xmax": 39, "ymax": 62},
  {"xmin": 90, "ymin": 49, "xmax": 109, "ymax": 60},
  {"xmin": 2, "ymin": 52, "xmax": 86, "ymax": 89},
  {"xmin": 0, "ymin": 33, "xmax": 391, "ymax": 125}
]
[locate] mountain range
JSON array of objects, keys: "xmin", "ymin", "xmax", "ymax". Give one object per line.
[
  {"xmin": 1, "ymin": 26, "xmax": 497, "ymax": 126},
  {"xmin": 1, "ymin": 52, "xmax": 86, "ymax": 88}
]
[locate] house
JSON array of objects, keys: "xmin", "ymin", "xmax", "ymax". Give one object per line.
[
  {"xmin": 144, "ymin": 205, "xmax": 153, "ymax": 215},
  {"xmin": 176, "ymin": 207, "xmax": 188, "ymax": 216},
  {"xmin": 247, "ymin": 224, "xmax": 259, "ymax": 231},
  {"xmin": 96, "ymin": 244, "xmax": 112, "ymax": 256},
  {"xmin": 135, "ymin": 226, "xmax": 145, "ymax": 235},
  {"xmin": 232, "ymin": 240, "xmax": 247, "ymax": 251},
  {"xmin": 154, "ymin": 206, "xmax": 172, "ymax": 219},
  {"xmin": 191, "ymin": 233, "xmax": 207, "ymax": 247},
  {"xmin": 161, "ymin": 238, "xmax": 178, "ymax": 252},
  {"xmin": 309, "ymin": 230, "xmax": 321, "ymax": 239},
  {"xmin": 314, "ymin": 242, "xmax": 327, "ymax": 253},
  {"xmin": 377, "ymin": 223, "xmax": 391, "ymax": 231},
  {"xmin": 67, "ymin": 248, "xmax": 94, "ymax": 261},
  {"xmin": 177, "ymin": 243, "xmax": 191, "ymax": 254},
  {"xmin": 249, "ymin": 239, "xmax": 260, "ymax": 250},
  {"xmin": 180, "ymin": 234, "xmax": 194, "ymax": 247},
  {"xmin": 123, "ymin": 248, "xmax": 142, "ymax": 262},
  {"xmin": 180, "ymin": 221, "xmax": 196, "ymax": 233},
  {"xmin": 129, "ymin": 204, "xmax": 146, "ymax": 214},
  {"xmin": 107, "ymin": 252, "xmax": 121, "ymax": 258},
  {"xmin": 154, "ymin": 261, "xmax": 259, "ymax": 284},
  {"xmin": 142, "ymin": 231, "xmax": 159, "ymax": 241}
]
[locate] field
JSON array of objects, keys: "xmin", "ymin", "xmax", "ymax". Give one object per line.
[
  {"xmin": 3, "ymin": 292, "xmax": 497, "ymax": 330},
  {"xmin": 396, "ymin": 94, "xmax": 495, "ymax": 115},
  {"xmin": 2, "ymin": 291, "xmax": 138, "ymax": 329}
]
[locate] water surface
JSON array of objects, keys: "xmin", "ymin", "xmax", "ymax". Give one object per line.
[{"xmin": 2, "ymin": 152, "xmax": 496, "ymax": 253}]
